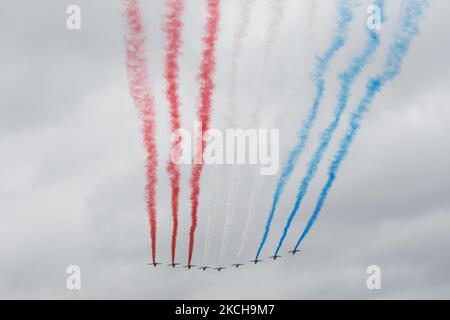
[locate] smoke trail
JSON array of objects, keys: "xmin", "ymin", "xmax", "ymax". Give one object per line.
[
  {"xmin": 255, "ymin": 0, "xmax": 357, "ymax": 260},
  {"xmin": 274, "ymin": 0, "xmax": 317, "ymax": 139},
  {"xmin": 163, "ymin": 0, "xmax": 184, "ymax": 265},
  {"xmin": 227, "ymin": 0, "xmax": 253, "ymax": 127},
  {"xmin": 218, "ymin": 0, "xmax": 285, "ymax": 266},
  {"xmin": 202, "ymin": 167, "xmax": 219, "ymax": 265},
  {"xmin": 188, "ymin": 0, "xmax": 220, "ymax": 266},
  {"xmin": 238, "ymin": 1, "xmax": 316, "ymax": 261},
  {"xmin": 218, "ymin": 167, "xmax": 239, "ymax": 265},
  {"xmin": 212, "ymin": 0, "xmax": 253, "ymax": 267},
  {"xmin": 306, "ymin": 0, "xmax": 318, "ymax": 30},
  {"xmin": 236, "ymin": 175, "xmax": 258, "ymax": 262},
  {"xmin": 123, "ymin": 0, "xmax": 158, "ymax": 263},
  {"xmin": 274, "ymin": 0, "xmax": 386, "ymax": 256},
  {"xmin": 251, "ymin": 0, "xmax": 286, "ymax": 127},
  {"xmin": 294, "ymin": 0, "xmax": 429, "ymax": 251}
]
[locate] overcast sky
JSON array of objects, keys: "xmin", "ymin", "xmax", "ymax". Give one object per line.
[{"xmin": 1, "ymin": 0, "xmax": 449, "ymax": 299}]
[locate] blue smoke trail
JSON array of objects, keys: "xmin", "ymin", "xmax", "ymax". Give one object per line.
[
  {"xmin": 294, "ymin": 0, "xmax": 429, "ymax": 251},
  {"xmin": 273, "ymin": 1, "xmax": 386, "ymax": 256},
  {"xmin": 255, "ymin": 0, "xmax": 357, "ymax": 260}
]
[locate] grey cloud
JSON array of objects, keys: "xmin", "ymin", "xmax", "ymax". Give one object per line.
[{"xmin": 1, "ymin": 0, "xmax": 449, "ymax": 299}]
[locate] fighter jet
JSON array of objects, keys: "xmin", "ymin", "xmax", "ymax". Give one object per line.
[
  {"xmin": 250, "ymin": 259, "xmax": 263, "ymax": 264},
  {"xmin": 167, "ymin": 262, "xmax": 180, "ymax": 268},
  {"xmin": 231, "ymin": 263, "xmax": 244, "ymax": 268},
  {"xmin": 288, "ymin": 249, "xmax": 301, "ymax": 255},
  {"xmin": 268, "ymin": 255, "xmax": 282, "ymax": 261},
  {"xmin": 214, "ymin": 267, "xmax": 226, "ymax": 272},
  {"xmin": 149, "ymin": 262, "xmax": 162, "ymax": 267},
  {"xmin": 184, "ymin": 264, "xmax": 196, "ymax": 270},
  {"xmin": 198, "ymin": 266, "xmax": 211, "ymax": 271}
]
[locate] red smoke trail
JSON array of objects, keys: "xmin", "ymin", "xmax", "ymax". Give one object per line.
[
  {"xmin": 188, "ymin": 0, "xmax": 220, "ymax": 266},
  {"xmin": 123, "ymin": 0, "xmax": 158, "ymax": 263},
  {"xmin": 163, "ymin": 0, "xmax": 184, "ymax": 264}
]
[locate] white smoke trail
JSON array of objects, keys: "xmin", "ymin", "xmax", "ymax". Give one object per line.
[
  {"xmin": 236, "ymin": 174, "xmax": 257, "ymax": 262},
  {"xmin": 236, "ymin": 0, "xmax": 315, "ymax": 262},
  {"xmin": 218, "ymin": 166, "xmax": 240, "ymax": 265},
  {"xmin": 305, "ymin": 0, "xmax": 317, "ymax": 31},
  {"xmin": 227, "ymin": 0, "xmax": 253, "ymax": 128},
  {"xmin": 215, "ymin": 0, "xmax": 254, "ymax": 267},
  {"xmin": 275, "ymin": 0, "xmax": 317, "ymax": 126},
  {"xmin": 251, "ymin": 0, "xmax": 286, "ymax": 127},
  {"xmin": 202, "ymin": 166, "xmax": 219, "ymax": 266},
  {"xmin": 220, "ymin": 0, "xmax": 286, "ymax": 264}
]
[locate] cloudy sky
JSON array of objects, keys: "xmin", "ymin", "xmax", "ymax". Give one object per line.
[{"xmin": 1, "ymin": 0, "xmax": 449, "ymax": 299}]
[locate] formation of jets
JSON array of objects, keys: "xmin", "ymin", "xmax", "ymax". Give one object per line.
[{"xmin": 148, "ymin": 250, "xmax": 301, "ymax": 271}]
